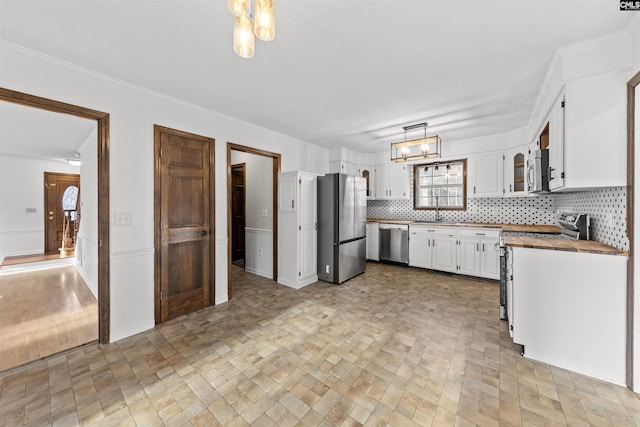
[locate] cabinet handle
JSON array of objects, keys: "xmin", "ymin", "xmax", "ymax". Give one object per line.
[
  {"xmin": 428, "ymin": 239, "xmax": 430, "ymax": 247},
  {"xmin": 548, "ymin": 166, "xmax": 555, "ymax": 181},
  {"xmin": 510, "ymin": 184, "xmax": 513, "ymax": 193},
  {"xmin": 475, "ymin": 232, "xmax": 485, "ymax": 236},
  {"xmin": 476, "ymin": 243, "xmax": 479, "ymax": 251},
  {"xmin": 482, "ymin": 243, "xmax": 485, "ymax": 252},
  {"xmin": 473, "ymin": 186, "xmax": 476, "ymax": 194},
  {"xmin": 292, "ymin": 199, "xmax": 295, "ymax": 209}
]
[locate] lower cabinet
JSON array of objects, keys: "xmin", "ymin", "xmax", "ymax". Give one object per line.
[
  {"xmin": 408, "ymin": 225, "xmax": 500, "ymax": 280},
  {"xmin": 457, "ymin": 229, "xmax": 500, "ymax": 280}
]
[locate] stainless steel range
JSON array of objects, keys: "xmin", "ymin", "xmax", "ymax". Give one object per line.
[{"xmin": 498, "ymin": 212, "xmax": 590, "ymax": 320}]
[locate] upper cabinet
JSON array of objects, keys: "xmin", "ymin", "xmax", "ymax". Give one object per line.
[
  {"xmin": 503, "ymin": 146, "xmax": 528, "ymax": 197},
  {"xmin": 468, "ymin": 152, "xmax": 504, "ymax": 198},
  {"xmin": 375, "ymin": 163, "xmax": 410, "ymax": 200}
]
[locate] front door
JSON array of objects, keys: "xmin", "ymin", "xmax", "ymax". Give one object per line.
[
  {"xmin": 44, "ymin": 172, "xmax": 80, "ymax": 253},
  {"xmin": 231, "ymin": 164, "xmax": 246, "ymax": 263},
  {"xmin": 155, "ymin": 125, "xmax": 215, "ymax": 322}
]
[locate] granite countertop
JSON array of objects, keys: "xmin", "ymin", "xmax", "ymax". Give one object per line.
[
  {"xmin": 367, "ymin": 219, "xmax": 561, "ymax": 234},
  {"xmin": 504, "ymin": 235, "xmax": 628, "ymax": 256}
]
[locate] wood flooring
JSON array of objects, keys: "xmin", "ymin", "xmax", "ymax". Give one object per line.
[
  {"xmin": 0, "ymin": 265, "xmax": 98, "ymax": 372},
  {"xmin": 1, "ymin": 252, "xmax": 74, "ymax": 268},
  {"xmin": 0, "ymin": 262, "xmax": 638, "ymax": 426}
]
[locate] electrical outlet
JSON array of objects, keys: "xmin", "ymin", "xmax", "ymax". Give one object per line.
[
  {"xmin": 261, "ymin": 209, "xmax": 268, "ymax": 217},
  {"xmin": 259, "ymin": 248, "xmax": 263, "ymax": 256},
  {"xmin": 608, "ymin": 213, "xmax": 614, "ymax": 228}
]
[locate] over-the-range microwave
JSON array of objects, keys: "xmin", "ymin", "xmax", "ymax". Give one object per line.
[{"xmin": 527, "ymin": 149, "xmax": 550, "ymax": 193}]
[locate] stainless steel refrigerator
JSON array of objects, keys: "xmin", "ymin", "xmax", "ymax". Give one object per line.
[{"xmin": 317, "ymin": 173, "xmax": 367, "ymax": 284}]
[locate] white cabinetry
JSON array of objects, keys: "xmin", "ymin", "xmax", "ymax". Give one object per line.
[
  {"xmin": 431, "ymin": 228, "xmax": 457, "ymax": 273},
  {"xmin": 277, "ymin": 171, "xmax": 318, "ymax": 289},
  {"xmin": 366, "ymin": 222, "xmax": 379, "ymax": 261},
  {"xmin": 408, "ymin": 225, "xmax": 434, "ymax": 268},
  {"xmin": 510, "ymin": 247, "xmax": 626, "ymax": 384},
  {"xmin": 330, "ymin": 160, "xmax": 358, "ymax": 176},
  {"xmin": 456, "ymin": 229, "xmax": 500, "ymax": 280},
  {"xmin": 358, "ymin": 165, "xmax": 376, "ymax": 199},
  {"xmin": 468, "ymin": 153, "xmax": 504, "ymax": 198},
  {"xmin": 375, "ymin": 163, "xmax": 410, "ymax": 200}
]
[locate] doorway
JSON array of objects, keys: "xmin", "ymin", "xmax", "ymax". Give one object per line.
[
  {"xmin": 231, "ymin": 164, "xmax": 246, "ymax": 266},
  {"xmin": 44, "ymin": 172, "xmax": 80, "ymax": 254},
  {"xmin": 226, "ymin": 143, "xmax": 281, "ymax": 298},
  {"xmin": 0, "ymin": 87, "xmax": 110, "ymax": 348},
  {"xmin": 153, "ymin": 125, "xmax": 215, "ymax": 323}
]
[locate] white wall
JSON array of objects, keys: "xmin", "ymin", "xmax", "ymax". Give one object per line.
[
  {"xmin": 0, "ymin": 41, "xmax": 329, "ymax": 342},
  {"xmin": 75, "ymin": 129, "xmax": 99, "ymax": 297},
  {"xmin": 230, "ymin": 150, "xmax": 274, "ymax": 278},
  {"xmin": 0, "ymin": 155, "xmax": 80, "ymax": 262}
]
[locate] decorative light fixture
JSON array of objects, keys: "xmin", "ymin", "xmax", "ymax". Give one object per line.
[
  {"xmin": 391, "ymin": 122, "xmax": 441, "ymax": 162},
  {"xmin": 228, "ymin": 0, "xmax": 275, "ymax": 59}
]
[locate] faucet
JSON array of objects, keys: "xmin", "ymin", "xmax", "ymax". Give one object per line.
[{"xmin": 435, "ymin": 195, "xmax": 441, "ymax": 222}]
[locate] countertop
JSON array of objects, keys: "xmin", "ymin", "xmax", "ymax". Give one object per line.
[
  {"xmin": 504, "ymin": 235, "xmax": 628, "ymax": 256},
  {"xmin": 367, "ymin": 219, "xmax": 561, "ymax": 234}
]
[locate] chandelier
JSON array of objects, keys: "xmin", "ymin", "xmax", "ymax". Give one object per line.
[
  {"xmin": 228, "ymin": 0, "xmax": 275, "ymax": 59},
  {"xmin": 390, "ymin": 122, "xmax": 441, "ymax": 162}
]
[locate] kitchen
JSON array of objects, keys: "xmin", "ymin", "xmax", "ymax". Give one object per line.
[{"xmin": 2, "ymin": 1, "xmax": 640, "ymax": 424}]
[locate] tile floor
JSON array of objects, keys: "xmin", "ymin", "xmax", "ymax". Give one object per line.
[{"xmin": 0, "ymin": 262, "xmax": 639, "ymax": 426}]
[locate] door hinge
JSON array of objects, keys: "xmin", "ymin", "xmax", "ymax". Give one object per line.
[
  {"xmin": 160, "ymin": 290, "xmax": 163, "ymax": 300},
  {"xmin": 299, "ymin": 179, "xmax": 301, "ymax": 184},
  {"xmin": 503, "ymin": 154, "xmax": 505, "ymax": 160},
  {"xmin": 561, "ymin": 100, "xmax": 565, "ymax": 108},
  {"xmin": 298, "ymin": 272, "xmax": 301, "ymax": 276},
  {"xmin": 298, "ymin": 225, "xmax": 301, "ymax": 230},
  {"xmin": 560, "ymin": 172, "xmax": 565, "ymax": 179},
  {"xmin": 160, "ymin": 148, "xmax": 163, "ymax": 158}
]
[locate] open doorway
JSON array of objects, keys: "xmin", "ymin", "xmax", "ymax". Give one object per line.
[
  {"xmin": 0, "ymin": 88, "xmax": 110, "ymax": 372},
  {"xmin": 231, "ymin": 164, "xmax": 246, "ymax": 267},
  {"xmin": 227, "ymin": 143, "xmax": 280, "ymax": 298}
]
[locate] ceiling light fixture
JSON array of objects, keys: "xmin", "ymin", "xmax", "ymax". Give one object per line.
[
  {"xmin": 228, "ymin": 0, "xmax": 275, "ymax": 59},
  {"xmin": 391, "ymin": 122, "xmax": 441, "ymax": 162}
]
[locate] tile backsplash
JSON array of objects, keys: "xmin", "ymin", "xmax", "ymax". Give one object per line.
[{"xmin": 367, "ymin": 186, "xmax": 628, "ymax": 250}]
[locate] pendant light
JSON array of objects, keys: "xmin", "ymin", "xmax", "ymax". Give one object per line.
[
  {"xmin": 234, "ymin": 14, "xmax": 255, "ymax": 59},
  {"xmin": 391, "ymin": 122, "xmax": 442, "ymax": 162},
  {"xmin": 228, "ymin": 0, "xmax": 275, "ymax": 58}
]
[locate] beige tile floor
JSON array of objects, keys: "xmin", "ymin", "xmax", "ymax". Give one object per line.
[
  {"xmin": 0, "ymin": 265, "xmax": 98, "ymax": 372},
  {"xmin": 0, "ymin": 262, "xmax": 639, "ymax": 426}
]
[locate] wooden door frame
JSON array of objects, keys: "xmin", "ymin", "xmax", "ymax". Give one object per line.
[
  {"xmin": 153, "ymin": 125, "xmax": 216, "ymax": 323},
  {"xmin": 0, "ymin": 87, "xmax": 111, "ymax": 344},
  {"xmin": 231, "ymin": 162, "xmax": 246, "ymax": 264},
  {"xmin": 627, "ymin": 70, "xmax": 640, "ymax": 390},
  {"xmin": 43, "ymin": 172, "xmax": 80, "ymax": 254},
  {"xmin": 227, "ymin": 143, "xmax": 281, "ymax": 298}
]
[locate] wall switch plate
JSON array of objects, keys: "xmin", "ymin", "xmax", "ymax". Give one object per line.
[
  {"xmin": 25, "ymin": 208, "xmax": 36, "ymax": 213},
  {"xmin": 114, "ymin": 212, "xmax": 132, "ymax": 226}
]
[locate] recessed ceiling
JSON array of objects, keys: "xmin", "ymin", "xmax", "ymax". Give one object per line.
[{"xmin": 0, "ymin": 1, "xmax": 633, "ymax": 153}]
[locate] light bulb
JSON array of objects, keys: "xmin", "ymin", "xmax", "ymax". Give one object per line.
[
  {"xmin": 421, "ymin": 143, "xmax": 429, "ymax": 155},
  {"xmin": 228, "ymin": 0, "xmax": 249, "ymax": 16},
  {"xmin": 401, "ymin": 146, "xmax": 409, "ymax": 158},
  {"xmin": 254, "ymin": 0, "xmax": 275, "ymax": 41},
  {"xmin": 234, "ymin": 14, "xmax": 255, "ymax": 58}
]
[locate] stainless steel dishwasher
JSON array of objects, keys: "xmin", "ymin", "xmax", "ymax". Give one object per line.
[{"xmin": 378, "ymin": 223, "xmax": 409, "ymax": 265}]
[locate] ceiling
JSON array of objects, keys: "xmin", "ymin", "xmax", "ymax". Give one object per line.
[{"xmin": 0, "ymin": 1, "xmax": 634, "ymax": 155}]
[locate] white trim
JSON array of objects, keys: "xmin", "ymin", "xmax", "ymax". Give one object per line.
[
  {"xmin": 277, "ymin": 275, "xmax": 317, "ymax": 289},
  {"xmin": 110, "ymin": 247, "xmax": 154, "ymax": 260},
  {"xmin": 245, "ymin": 227, "xmax": 272, "ymax": 234}
]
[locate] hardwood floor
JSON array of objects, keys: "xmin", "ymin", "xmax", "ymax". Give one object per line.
[
  {"xmin": 0, "ymin": 252, "xmax": 74, "ymax": 268},
  {"xmin": 0, "ymin": 265, "xmax": 98, "ymax": 372},
  {"xmin": 0, "ymin": 262, "xmax": 638, "ymax": 426}
]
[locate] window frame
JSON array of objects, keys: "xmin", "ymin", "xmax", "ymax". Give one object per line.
[{"xmin": 412, "ymin": 159, "xmax": 467, "ymax": 211}]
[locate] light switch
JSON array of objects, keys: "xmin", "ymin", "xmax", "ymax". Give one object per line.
[
  {"xmin": 114, "ymin": 212, "xmax": 132, "ymax": 226},
  {"xmin": 25, "ymin": 208, "xmax": 37, "ymax": 213}
]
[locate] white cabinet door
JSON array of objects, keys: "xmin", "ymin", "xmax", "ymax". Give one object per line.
[
  {"xmin": 457, "ymin": 238, "xmax": 480, "ymax": 276},
  {"xmin": 366, "ymin": 222, "xmax": 379, "ymax": 261},
  {"xmin": 479, "ymin": 237, "xmax": 500, "ymax": 280},
  {"xmin": 432, "ymin": 231, "xmax": 457, "ymax": 273},
  {"xmin": 504, "ymin": 147, "xmax": 527, "ymax": 197},
  {"xmin": 469, "ymin": 153, "xmax": 504, "ymax": 198},
  {"xmin": 389, "ymin": 163, "xmax": 410, "ymax": 200},
  {"xmin": 409, "ymin": 226, "xmax": 431, "ymax": 268},
  {"xmin": 374, "ymin": 163, "xmax": 409, "ymax": 200},
  {"xmin": 278, "ymin": 173, "xmax": 297, "ymax": 212},
  {"xmin": 547, "ymin": 94, "xmax": 565, "ymax": 190},
  {"xmin": 298, "ymin": 173, "xmax": 317, "ymax": 281}
]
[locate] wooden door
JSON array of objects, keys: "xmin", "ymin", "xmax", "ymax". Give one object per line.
[
  {"xmin": 44, "ymin": 172, "xmax": 80, "ymax": 253},
  {"xmin": 155, "ymin": 125, "xmax": 214, "ymax": 322},
  {"xmin": 231, "ymin": 164, "xmax": 246, "ymax": 262}
]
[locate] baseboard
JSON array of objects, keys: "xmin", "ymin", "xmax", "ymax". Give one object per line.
[
  {"xmin": 277, "ymin": 275, "xmax": 318, "ymax": 289},
  {"xmin": 110, "ymin": 320, "xmax": 155, "ymax": 343},
  {"xmin": 245, "ymin": 266, "xmax": 272, "ymax": 279}
]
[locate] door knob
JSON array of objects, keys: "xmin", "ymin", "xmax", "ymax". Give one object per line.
[{"xmin": 199, "ymin": 230, "xmax": 208, "ymax": 236}]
